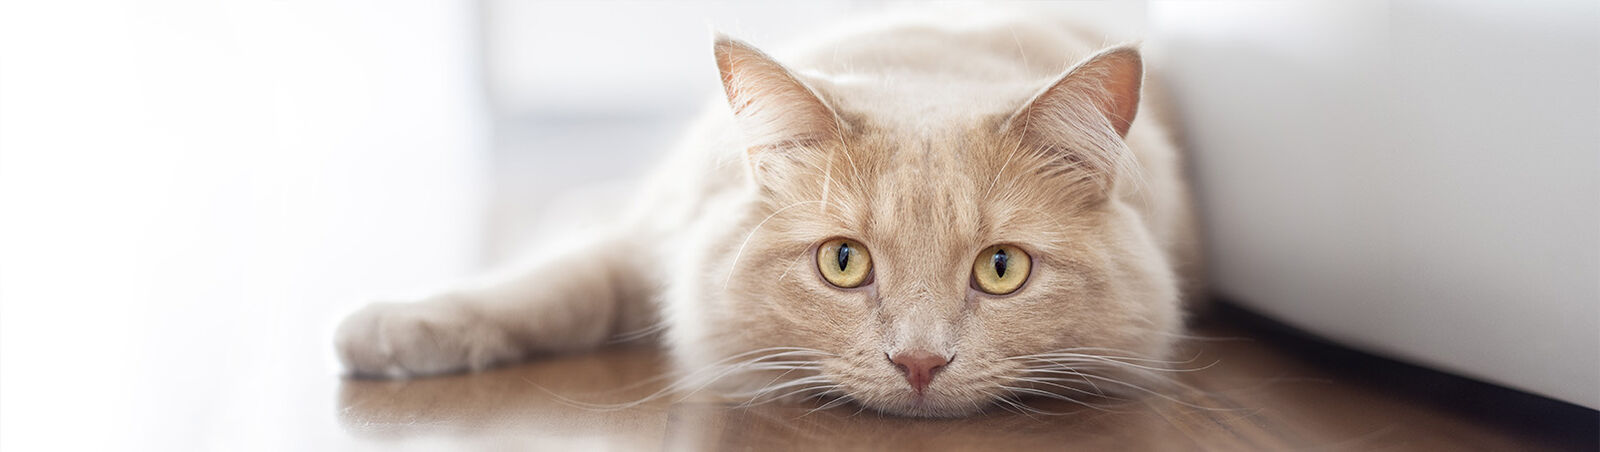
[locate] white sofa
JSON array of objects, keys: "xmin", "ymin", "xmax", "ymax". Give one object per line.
[{"xmin": 1153, "ymin": 0, "xmax": 1598, "ymax": 409}]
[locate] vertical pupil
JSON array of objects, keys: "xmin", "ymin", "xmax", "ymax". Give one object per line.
[
  {"xmin": 837, "ymin": 243, "xmax": 852, "ymax": 272},
  {"xmin": 993, "ymin": 249, "xmax": 1009, "ymax": 278}
]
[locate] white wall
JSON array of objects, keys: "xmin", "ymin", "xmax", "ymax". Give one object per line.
[
  {"xmin": 482, "ymin": 1, "xmax": 1144, "ymax": 116},
  {"xmin": 0, "ymin": 0, "xmax": 488, "ymax": 448},
  {"xmin": 1153, "ymin": 0, "xmax": 1599, "ymax": 408}
]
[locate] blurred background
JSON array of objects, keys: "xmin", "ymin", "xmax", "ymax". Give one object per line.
[{"xmin": 1, "ymin": 0, "xmax": 1594, "ymax": 449}]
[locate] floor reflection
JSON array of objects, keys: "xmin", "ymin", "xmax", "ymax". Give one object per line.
[
  {"xmin": 335, "ymin": 323, "xmax": 1592, "ymax": 450},
  {"xmin": 336, "ymin": 345, "xmax": 1200, "ymax": 450},
  {"xmin": 336, "ymin": 331, "xmax": 1266, "ymax": 451}
]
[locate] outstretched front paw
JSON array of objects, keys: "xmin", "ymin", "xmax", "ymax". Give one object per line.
[{"xmin": 335, "ymin": 300, "xmax": 518, "ymax": 378}]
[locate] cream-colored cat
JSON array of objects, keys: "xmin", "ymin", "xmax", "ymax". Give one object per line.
[{"xmin": 336, "ymin": 11, "xmax": 1200, "ymax": 417}]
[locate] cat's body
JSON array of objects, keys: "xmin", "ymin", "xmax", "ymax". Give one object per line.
[{"xmin": 337, "ymin": 11, "xmax": 1200, "ymax": 417}]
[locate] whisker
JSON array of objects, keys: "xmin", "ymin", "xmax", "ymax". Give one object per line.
[
  {"xmin": 533, "ymin": 346, "xmax": 835, "ymax": 411},
  {"xmin": 992, "ymin": 391, "xmax": 1075, "ymax": 418},
  {"xmin": 1001, "ymin": 374, "xmax": 1116, "ymax": 400},
  {"xmin": 738, "ymin": 383, "xmax": 843, "ymax": 408},
  {"xmin": 728, "ymin": 375, "xmax": 832, "ymax": 400},
  {"xmin": 804, "ymin": 394, "xmax": 856, "ymax": 416},
  {"xmin": 1018, "ymin": 362, "xmax": 1108, "ymax": 394},
  {"xmin": 1009, "ymin": 347, "xmax": 1203, "ymax": 364},
  {"xmin": 997, "ymin": 384, "xmax": 1115, "ymax": 413},
  {"xmin": 988, "ymin": 395, "xmax": 1032, "ymax": 417},
  {"xmin": 1075, "ymin": 373, "xmax": 1238, "ymax": 412},
  {"xmin": 722, "ymin": 200, "xmax": 826, "ymax": 289},
  {"xmin": 606, "ymin": 320, "xmax": 669, "ymax": 344},
  {"xmin": 1020, "ymin": 355, "xmax": 1218, "ymax": 373}
]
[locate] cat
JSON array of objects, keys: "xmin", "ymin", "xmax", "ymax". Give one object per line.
[{"xmin": 335, "ymin": 11, "xmax": 1201, "ymax": 418}]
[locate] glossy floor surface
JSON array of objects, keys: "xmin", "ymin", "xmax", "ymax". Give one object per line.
[{"xmin": 336, "ymin": 311, "xmax": 1597, "ymax": 451}]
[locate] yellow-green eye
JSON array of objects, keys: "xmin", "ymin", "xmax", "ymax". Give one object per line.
[
  {"xmin": 972, "ymin": 244, "xmax": 1031, "ymax": 295},
  {"xmin": 817, "ymin": 238, "xmax": 872, "ymax": 288}
]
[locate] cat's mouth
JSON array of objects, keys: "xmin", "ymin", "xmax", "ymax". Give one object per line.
[{"xmin": 824, "ymin": 377, "xmax": 993, "ymax": 418}]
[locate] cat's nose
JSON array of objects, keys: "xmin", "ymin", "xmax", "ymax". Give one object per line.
[{"xmin": 888, "ymin": 350, "xmax": 952, "ymax": 394}]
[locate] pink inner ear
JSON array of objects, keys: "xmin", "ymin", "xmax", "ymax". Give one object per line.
[
  {"xmin": 1085, "ymin": 48, "xmax": 1143, "ymax": 138},
  {"xmin": 1014, "ymin": 46, "xmax": 1144, "ymax": 140}
]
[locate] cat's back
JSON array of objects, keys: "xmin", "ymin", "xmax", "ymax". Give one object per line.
[{"xmin": 782, "ymin": 11, "xmax": 1108, "ymax": 87}]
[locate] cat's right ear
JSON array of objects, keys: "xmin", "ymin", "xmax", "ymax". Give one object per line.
[{"xmin": 714, "ymin": 34, "xmax": 842, "ymax": 154}]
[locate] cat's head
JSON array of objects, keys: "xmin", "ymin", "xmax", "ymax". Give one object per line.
[{"xmin": 682, "ymin": 36, "xmax": 1180, "ymax": 417}]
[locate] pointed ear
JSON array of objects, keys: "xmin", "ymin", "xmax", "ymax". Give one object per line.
[
  {"xmin": 714, "ymin": 35, "xmax": 841, "ymax": 153},
  {"xmin": 1001, "ymin": 45, "xmax": 1144, "ymax": 195},
  {"xmin": 1007, "ymin": 45, "xmax": 1144, "ymax": 141}
]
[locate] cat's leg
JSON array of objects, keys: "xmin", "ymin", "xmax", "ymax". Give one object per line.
[{"xmin": 335, "ymin": 236, "xmax": 658, "ymax": 378}]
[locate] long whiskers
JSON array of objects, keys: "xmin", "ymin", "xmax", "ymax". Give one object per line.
[
  {"xmin": 996, "ymin": 382, "xmax": 1119, "ymax": 414},
  {"xmin": 530, "ymin": 346, "xmax": 837, "ymax": 411},
  {"xmin": 992, "ymin": 346, "xmax": 1237, "ymax": 415},
  {"xmin": 606, "ymin": 321, "xmax": 669, "ymax": 344},
  {"xmin": 722, "ymin": 200, "xmax": 826, "ymax": 290},
  {"xmin": 1013, "ymin": 353, "xmax": 1217, "ymax": 374}
]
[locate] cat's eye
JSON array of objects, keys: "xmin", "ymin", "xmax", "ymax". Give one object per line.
[
  {"xmin": 817, "ymin": 238, "xmax": 872, "ymax": 288},
  {"xmin": 972, "ymin": 244, "xmax": 1031, "ymax": 295}
]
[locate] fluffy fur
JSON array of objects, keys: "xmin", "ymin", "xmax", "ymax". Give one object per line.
[{"xmin": 336, "ymin": 11, "xmax": 1200, "ymax": 418}]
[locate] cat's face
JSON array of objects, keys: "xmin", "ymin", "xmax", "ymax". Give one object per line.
[{"xmin": 686, "ymin": 37, "xmax": 1179, "ymax": 417}]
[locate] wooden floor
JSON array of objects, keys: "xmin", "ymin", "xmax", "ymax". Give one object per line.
[{"xmin": 335, "ymin": 304, "xmax": 1596, "ymax": 450}]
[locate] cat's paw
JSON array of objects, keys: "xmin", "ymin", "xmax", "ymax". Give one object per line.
[{"xmin": 335, "ymin": 299, "xmax": 519, "ymax": 378}]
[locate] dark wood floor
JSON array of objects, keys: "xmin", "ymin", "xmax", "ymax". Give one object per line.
[{"xmin": 337, "ymin": 303, "xmax": 1598, "ymax": 450}]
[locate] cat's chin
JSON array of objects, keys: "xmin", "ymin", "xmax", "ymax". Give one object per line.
[{"xmin": 850, "ymin": 392, "xmax": 992, "ymax": 418}]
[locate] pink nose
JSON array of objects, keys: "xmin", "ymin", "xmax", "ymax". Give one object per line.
[{"xmin": 889, "ymin": 350, "xmax": 952, "ymax": 394}]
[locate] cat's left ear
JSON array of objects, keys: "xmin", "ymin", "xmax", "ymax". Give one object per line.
[
  {"xmin": 1002, "ymin": 45, "xmax": 1143, "ymax": 194},
  {"xmin": 714, "ymin": 34, "xmax": 842, "ymax": 154},
  {"xmin": 1006, "ymin": 44, "xmax": 1144, "ymax": 141}
]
